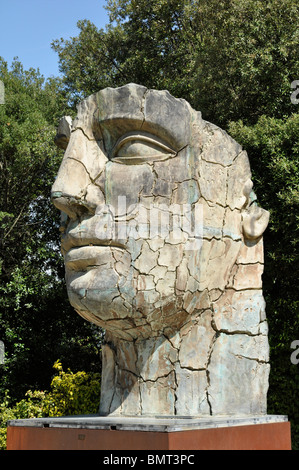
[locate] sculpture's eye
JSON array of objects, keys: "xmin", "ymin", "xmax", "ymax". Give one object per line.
[{"xmin": 110, "ymin": 132, "xmax": 176, "ymax": 164}]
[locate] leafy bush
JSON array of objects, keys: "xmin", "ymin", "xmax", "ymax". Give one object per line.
[
  {"xmin": 44, "ymin": 360, "xmax": 101, "ymax": 417},
  {"xmin": 0, "ymin": 390, "xmax": 46, "ymax": 450},
  {"xmin": 0, "ymin": 361, "xmax": 101, "ymax": 450}
]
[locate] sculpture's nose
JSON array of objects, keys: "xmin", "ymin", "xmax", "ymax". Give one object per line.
[
  {"xmin": 51, "ymin": 191, "xmax": 92, "ymax": 221},
  {"xmin": 51, "ymin": 117, "xmax": 106, "ymax": 220}
]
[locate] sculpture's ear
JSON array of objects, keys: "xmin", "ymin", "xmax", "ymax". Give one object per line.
[
  {"xmin": 54, "ymin": 116, "xmax": 72, "ymax": 150},
  {"xmin": 241, "ymin": 179, "xmax": 270, "ymax": 240}
]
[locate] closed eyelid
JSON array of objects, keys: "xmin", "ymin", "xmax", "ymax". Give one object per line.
[{"xmin": 110, "ymin": 131, "xmax": 177, "ymax": 164}]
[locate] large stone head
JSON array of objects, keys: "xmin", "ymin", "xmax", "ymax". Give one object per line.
[
  {"xmin": 51, "ymin": 84, "xmax": 269, "ymax": 341},
  {"xmin": 52, "ymin": 84, "xmax": 271, "ymax": 416}
]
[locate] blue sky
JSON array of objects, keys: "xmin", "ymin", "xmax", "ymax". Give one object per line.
[{"xmin": 0, "ymin": 0, "xmax": 109, "ymax": 78}]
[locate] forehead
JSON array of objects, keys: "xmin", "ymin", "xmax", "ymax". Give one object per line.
[
  {"xmin": 77, "ymin": 84, "xmax": 195, "ymax": 155},
  {"xmin": 73, "ymin": 84, "xmax": 249, "ymax": 208}
]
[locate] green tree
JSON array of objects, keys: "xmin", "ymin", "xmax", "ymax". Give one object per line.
[
  {"xmin": 191, "ymin": 0, "xmax": 299, "ymax": 125},
  {"xmin": 52, "ymin": 0, "xmax": 199, "ymax": 106},
  {"xmin": 229, "ymin": 114, "xmax": 299, "ymax": 448},
  {"xmin": 52, "ymin": 0, "xmax": 299, "ymax": 446},
  {"xmin": 0, "ymin": 59, "xmax": 102, "ymax": 400},
  {"xmin": 52, "ymin": 0, "xmax": 299, "ymax": 125},
  {"xmin": 0, "ymin": 361, "xmax": 101, "ymax": 450}
]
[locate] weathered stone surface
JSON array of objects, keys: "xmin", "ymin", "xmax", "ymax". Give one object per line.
[
  {"xmin": 99, "ymin": 342, "xmax": 116, "ymax": 415},
  {"xmin": 158, "ymin": 243, "xmax": 183, "ymax": 271},
  {"xmin": 238, "ymin": 237, "xmax": 264, "ymax": 264},
  {"xmin": 213, "ymin": 289, "xmax": 266, "ymax": 335},
  {"xmin": 137, "ymin": 336, "xmax": 178, "ymax": 381},
  {"xmin": 228, "ymin": 263, "xmax": 264, "ymax": 290},
  {"xmin": 74, "ymin": 93, "xmax": 101, "ymax": 141},
  {"xmin": 154, "ymin": 154, "xmax": 193, "ymax": 183},
  {"xmin": 179, "ymin": 311, "xmax": 215, "ymax": 369},
  {"xmin": 156, "ymin": 271, "xmax": 176, "ymax": 297},
  {"xmin": 183, "ymin": 290, "xmax": 209, "ymax": 315},
  {"xmin": 198, "ymin": 161, "xmax": 228, "ymax": 206},
  {"xmin": 52, "ymin": 83, "xmax": 271, "ymax": 417},
  {"xmin": 201, "ymin": 198, "xmax": 225, "ymax": 239},
  {"xmin": 143, "ymin": 89, "xmax": 192, "ymax": 149},
  {"xmin": 105, "ymin": 162, "xmax": 154, "ymax": 209},
  {"xmin": 208, "ymin": 333, "xmax": 270, "ymax": 415},
  {"xmin": 0, "ymin": 341, "xmax": 4, "ymax": 365},
  {"xmin": 172, "ymin": 179, "xmax": 200, "ymax": 205},
  {"xmin": 200, "ymin": 124, "xmax": 242, "ymax": 167},
  {"xmin": 222, "ymin": 208, "xmax": 242, "ymax": 241},
  {"xmin": 226, "ymin": 151, "xmax": 251, "ymax": 210},
  {"xmin": 54, "ymin": 116, "xmax": 72, "ymax": 150},
  {"xmin": 140, "ymin": 373, "xmax": 176, "ymax": 415},
  {"xmin": 134, "ymin": 241, "xmax": 158, "ymax": 274},
  {"xmin": 175, "ymin": 365, "xmax": 210, "ymax": 415}
]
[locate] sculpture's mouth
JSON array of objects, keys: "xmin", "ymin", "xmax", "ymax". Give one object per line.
[
  {"xmin": 64, "ymin": 244, "xmax": 126, "ymax": 272},
  {"xmin": 61, "ymin": 229, "xmax": 127, "ymax": 254}
]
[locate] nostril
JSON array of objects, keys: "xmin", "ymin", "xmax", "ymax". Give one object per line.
[
  {"xmin": 51, "ymin": 192, "xmax": 93, "ymax": 220},
  {"xmin": 71, "ymin": 201, "xmax": 93, "ymax": 217},
  {"xmin": 51, "ymin": 193, "xmax": 74, "ymax": 219}
]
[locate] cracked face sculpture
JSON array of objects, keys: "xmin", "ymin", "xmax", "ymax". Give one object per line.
[{"xmin": 52, "ymin": 84, "xmax": 270, "ymax": 417}]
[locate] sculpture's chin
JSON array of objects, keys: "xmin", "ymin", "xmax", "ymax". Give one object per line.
[
  {"xmin": 64, "ymin": 245, "xmax": 139, "ymax": 336},
  {"xmin": 66, "ymin": 267, "xmax": 190, "ymax": 340},
  {"xmin": 66, "ymin": 265, "xmax": 133, "ymax": 320}
]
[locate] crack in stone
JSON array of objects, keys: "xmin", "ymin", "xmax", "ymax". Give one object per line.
[
  {"xmin": 235, "ymin": 354, "xmax": 269, "ymax": 364},
  {"xmin": 140, "ymin": 88, "xmax": 149, "ymax": 126},
  {"xmin": 72, "ymin": 126, "xmax": 97, "ymax": 142}
]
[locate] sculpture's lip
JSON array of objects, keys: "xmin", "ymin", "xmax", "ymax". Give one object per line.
[
  {"xmin": 64, "ymin": 244, "xmax": 126, "ymax": 272},
  {"xmin": 66, "ymin": 241, "xmax": 126, "ymax": 250},
  {"xmin": 61, "ymin": 237, "xmax": 127, "ymax": 254}
]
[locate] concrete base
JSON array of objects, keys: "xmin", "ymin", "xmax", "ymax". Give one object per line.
[{"xmin": 7, "ymin": 415, "xmax": 291, "ymax": 450}]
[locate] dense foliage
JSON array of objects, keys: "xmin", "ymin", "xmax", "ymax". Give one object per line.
[
  {"xmin": 0, "ymin": 59, "xmax": 102, "ymax": 401},
  {"xmin": 52, "ymin": 0, "xmax": 299, "ymax": 125},
  {"xmin": 0, "ymin": 361, "xmax": 101, "ymax": 450},
  {"xmin": 52, "ymin": 0, "xmax": 299, "ymax": 448},
  {"xmin": 228, "ymin": 115, "xmax": 299, "ymax": 447}
]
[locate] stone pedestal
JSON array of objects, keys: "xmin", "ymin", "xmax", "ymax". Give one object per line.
[{"xmin": 7, "ymin": 415, "xmax": 291, "ymax": 450}]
